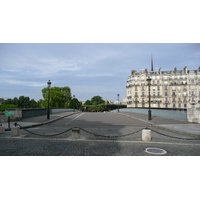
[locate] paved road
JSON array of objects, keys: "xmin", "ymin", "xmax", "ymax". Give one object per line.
[{"xmin": 1, "ymin": 112, "xmax": 200, "ymax": 156}]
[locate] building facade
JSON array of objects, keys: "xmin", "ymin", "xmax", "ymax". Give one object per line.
[{"xmin": 126, "ymin": 66, "xmax": 200, "ymax": 109}]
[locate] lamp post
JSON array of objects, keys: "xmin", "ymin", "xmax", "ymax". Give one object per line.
[
  {"xmin": 73, "ymin": 95, "xmax": 75, "ymax": 112},
  {"xmin": 117, "ymin": 94, "xmax": 120, "ymax": 112},
  {"xmin": 47, "ymin": 80, "xmax": 51, "ymax": 119},
  {"xmin": 147, "ymin": 77, "xmax": 152, "ymax": 120}
]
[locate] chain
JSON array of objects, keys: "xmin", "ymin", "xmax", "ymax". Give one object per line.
[
  {"xmin": 17, "ymin": 124, "xmax": 72, "ymax": 137},
  {"xmin": 15, "ymin": 123, "xmax": 200, "ymax": 140},
  {"xmin": 149, "ymin": 127, "xmax": 200, "ymax": 140},
  {"xmin": 77, "ymin": 127, "xmax": 144, "ymax": 138}
]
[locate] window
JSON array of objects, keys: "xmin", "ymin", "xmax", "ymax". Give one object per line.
[
  {"xmin": 165, "ymin": 92, "xmax": 168, "ymax": 96},
  {"xmin": 135, "ymin": 86, "xmax": 137, "ymax": 91},
  {"xmin": 192, "ymin": 97, "xmax": 195, "ymax": 102}
]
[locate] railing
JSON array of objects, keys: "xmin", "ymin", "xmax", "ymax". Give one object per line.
[{"xmin": 114, "ymin": 107, "xmax": 187, "ymax": 121}]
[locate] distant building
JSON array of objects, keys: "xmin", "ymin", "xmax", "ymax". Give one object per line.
[
  {"xmin": 126, "ymin": 66, "xmax": 200, "ymax": 109},
  {"xmin": 0, "ymin": 98, "xmax": 4, "ymax": 105}
]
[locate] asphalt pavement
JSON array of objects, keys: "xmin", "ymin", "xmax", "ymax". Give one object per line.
[
  {"xmin": 1, "ymin": 111, "xmax": 77, "ymax": 131},
  {"xmin": 2, "ymin": 110, "xmax": 200, "ymax": 136},
  {"xmin": 118, "ymin": 111, "xmax": 200, "ymax": 137},
  {"xmin": 0, "ymin": 111, "xmax": 200, "ymax": 156}
]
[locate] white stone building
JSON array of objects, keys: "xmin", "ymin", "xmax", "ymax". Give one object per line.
[{"xmin": 126, "ymin": 66, "xmax": 200, "ymax": 109}]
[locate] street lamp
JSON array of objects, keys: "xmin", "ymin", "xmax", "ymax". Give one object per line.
[
  {"xmin": 117, "ymin": 94, "xmax": 120, "ymax": 112},
  {"xmin": 73, "ymin": 95, "xmax": 75, "ymax": 112},
  {"xmin": 147, "ymin": 77, "xmax": 152, "ymax": 120},
  {"xmin": 47, "ymin": 80, "xmax": 51, "ymax": 119}
]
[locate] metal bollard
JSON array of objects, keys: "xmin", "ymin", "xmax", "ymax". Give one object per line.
[
  {"xmin": 0, "ymin": 124, "xmax": 5, "ymax": 134},
  {"xmin": 72, "ymin": 127, "xmax": 80, "ymax": 139},
  {"xmin": 11, "ymin": 123, "xmax": 20, "ymax": 137},
  {"xmin": 142, "ymin": 128, "xmax": 151, "ymax": 141}
]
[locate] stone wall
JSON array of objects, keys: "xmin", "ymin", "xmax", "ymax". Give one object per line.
[
  {"xmin": 0, "ymin": 113, "xmax": 6, "ymax": 123},
  {"xmin": 0, "ymin": 109, "xmax": 22, "ymax": 122},
  {"xmin": 187, "ymin": 105, "xmax": 200, "ymax": 123}
]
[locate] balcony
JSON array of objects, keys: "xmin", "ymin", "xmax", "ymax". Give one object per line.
[
  {"xmin": 151, "ymin": 95, "xmax": 162, "ymax": 98},
  {"xmin": 164, "ymin": 101, "xmax": 170, "ymax": 104}
]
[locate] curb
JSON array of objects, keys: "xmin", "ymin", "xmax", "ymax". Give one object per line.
[
  {"xmin": 117, "ymin": 112, "xmax": 200, "ymax": 138},
  {"xmin": 4, "ymin": 112, "xmax": 78, "ymax": 131}
]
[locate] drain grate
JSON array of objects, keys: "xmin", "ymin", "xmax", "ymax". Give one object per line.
[{"xmin": 145, "ymin": 147, "xmax": 167, "ymax": 155}]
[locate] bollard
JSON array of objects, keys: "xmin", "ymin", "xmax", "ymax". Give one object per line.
[
  {"xmin": 142, "ymin": 129, "xmax": 151, "ymax": 141},
  {"xmin": 11, "ymin": 125, "xmax": 20, "ymax": 137},
  {"xmin": 72, "ymin": 128, "xmax": 80, "ymax": 139},
  {"xmin": 0, "ymin": 124, "xmax": 5, "ymax": 134}
]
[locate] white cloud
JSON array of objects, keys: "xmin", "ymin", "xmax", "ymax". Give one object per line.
[{"xmin": 75, "ymin": 73, "xmax": 113, "ymax": 77}]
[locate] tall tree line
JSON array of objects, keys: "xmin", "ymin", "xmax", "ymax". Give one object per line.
[{"xmin": 2, "ymin": 96, "xmax": 40, "ymax": 108}]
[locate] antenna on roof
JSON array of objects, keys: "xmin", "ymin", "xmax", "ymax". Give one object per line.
[{"xmin": 151, "ymin": 54, "xmax": 154, "ymax": 71}]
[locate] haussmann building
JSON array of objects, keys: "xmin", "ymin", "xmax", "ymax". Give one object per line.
[{"xmin": 126, "ymin": 66, "xmax": 200, "ymax": 109}]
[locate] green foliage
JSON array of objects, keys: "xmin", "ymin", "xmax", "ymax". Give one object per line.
[
  {"xmin": 84, "ymin": 96, "xmax": 105, "ymax": 106},
  {"xmin": 83, "ymin": 95, "xmax": 126, "ymax": 112},
  {"xmin": 41, "ymin": 86, "xmax": 71, "ymax": 108},
  {"xmin": 69, "ymin": 98, "xmax": 82, "ymax": 109},
  {"xmin": 2, "ymin": 96, "xmax": 39, "ymax": 108},
  {"xmin": 84, "ymin": 100, "xmax": 92, "ymax": 105},
  {"xmin": 84, "ymin": 104, "xmax": 127, "ymax": 112},
  {"xmin": 0, "ymin": 104, "xmax": 18, "ymax": 111},
  {"xmin": 91, "ymin": 96, "xmax": 105, "ymax": 105}
]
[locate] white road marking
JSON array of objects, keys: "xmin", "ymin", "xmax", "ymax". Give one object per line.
[{"xmin": 65, "ymin": 113, "xmax": 85, "ymax": 125}]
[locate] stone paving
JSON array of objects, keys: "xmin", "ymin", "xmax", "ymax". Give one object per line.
[{"xmin": 0, "ymin": 111, "xmax": 200, "ymax": 156}]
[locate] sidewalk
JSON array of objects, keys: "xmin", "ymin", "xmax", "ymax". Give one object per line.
[
  {"xmin": 118, "ymin": 111, "xmax": 200, "ymax": 137},
  {"xmin": 1, "ymin": 112, "xmax": 77, "ymax": 131}
]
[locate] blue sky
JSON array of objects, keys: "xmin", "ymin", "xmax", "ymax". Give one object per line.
[
  {"xmin": 0, "ymin": 43, "xmax": 200, "ymax": 102},
  {"xmin": 0, "ymin": 1, "xmax": 200, "ymax": 102}
]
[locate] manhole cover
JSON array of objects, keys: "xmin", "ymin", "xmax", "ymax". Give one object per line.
[{"xmin": 145, "ymin": 147, "xmax": 167, "ymax": 155}]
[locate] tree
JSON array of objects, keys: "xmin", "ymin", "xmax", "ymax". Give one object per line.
[
  {"xmin": 84, "ymin": 100, "xmax": 92, "ymax": 105},
  {"xmin": 91, "ymin": 96, "xmax": 105, "ymax": 105},
  {"xmin": 2, "ymin": 96, "xmax": 39, "ymax": 108},
  {"xmin": 0, "ymin": 104, "xmax": 18, "ymax": 111},
  {"xmin": 69, "ymin": 98, "xmax": 82, "ymax": 110},
  {"xmin": 41, "ymin": 86, "xmax": 71, "ymax": 108}
]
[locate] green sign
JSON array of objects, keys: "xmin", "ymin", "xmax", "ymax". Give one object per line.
[{"xmin": 4, "ymin": 111, "xmax": 13, "ymax": 117}]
